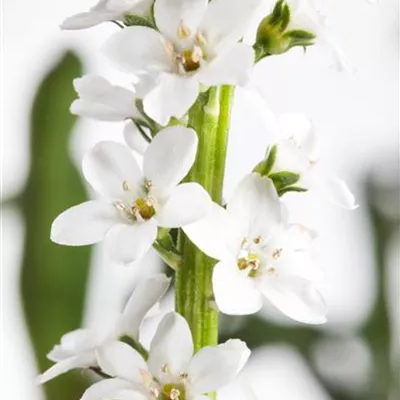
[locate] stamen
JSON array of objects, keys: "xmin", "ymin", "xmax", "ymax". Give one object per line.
[
  {"xmin": 191, "ymin": 45, "xmax": 203, "ymax": 63},
  {"xmin": 150, "ymin": 387, "xmax": 160, "ymax": 398},
  {"xmin": 140, "ymin": 369, "xmax": 153, "ymax": 387},
  {"xmin": 253, "ymin": 236, "xmax": 261, "ymax": 244},
  {"xmin": 162, "ymin": 364, "xmax": 170, "ymax": 374},
  {"xmin": 195, "ymin": 31, "xmax": 207, "ymax": 46},
  {"xmin": 177, "ymin": 21, "xmax": 191, "ymax": 40},
  {"xmin": 144, "ymin": 179, "xmax": 153, "ymax": 190},
  {"xmin": 179, "ymin": 372, "xmax": 188, "ymax": 380},
  {"xmin": 122, "ymin": 180, "xmax": 131, "ymax": 191},
  {"xmin": 272, "ymin": 248, "xmax": 283, "ymax": 260},
  {"xmin": 267, "ymin": 267, "xmax": 277, "ymax": 276},
  {"xmin": 170, "ymin": 388, "xmax": 180, "ymax": 400}
]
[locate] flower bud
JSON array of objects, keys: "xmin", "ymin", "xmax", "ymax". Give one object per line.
[{"xmin": 254, "ymin": 0, "xmax": 316, "ymax": 61}]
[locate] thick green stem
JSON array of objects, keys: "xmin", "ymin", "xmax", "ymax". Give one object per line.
[{"xmin": 175, "ymin": 86, "xmax": 234, "ymax": 362}]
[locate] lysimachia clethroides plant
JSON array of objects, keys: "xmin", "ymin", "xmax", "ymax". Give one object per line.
[{"xmin": 39, "ymin": 0, "xmax": 357, "ymax": 398}]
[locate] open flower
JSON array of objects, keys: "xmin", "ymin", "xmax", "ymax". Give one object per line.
[
  {"xmin": 61, "ymin": 0, "xmax": 153, "ymax": 30},
  {"xmin": 184, "ymin": 173, "xmax": 327, "ymax": 324},
  {"xmin": 51, "ymin": 126, "xmax": 211, "ymax": 265},
  {"xmin": 103, "ymin": 0, "xmax": 261, "ymax": 125},
  {"xmin": 80, "ymin": 312, "xmax": 250, "ymax": 400},
  {"xmin": 37, "ymin": 274, "xmax": 170, "ymax": 384},
  {"xmin": 267, "ymin": 113, "xmax": 358, "ymax": 209}
]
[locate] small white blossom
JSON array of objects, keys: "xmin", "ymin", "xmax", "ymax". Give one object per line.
[
  {"xmin": 61, "ymin": 0, "xmax": 153, "ymax": 30},
  {"xmin": 103, "ymin": 0, "xmax": 262, "ymax": 125},
  {"xmin": 184, "ymin": 173, "xmax": 327, "ymax": 324},
  {"xmin": 270, "ymin": 113, "xmax": 358, "ymax": 210},
  {"xmin": 51, "ymin": 126, "xmax": 211, "ymax": 265},
  {"xmin": 37, "ymin": 274, "xmax": 170, "ymax": 384},
  {"xmin": 80, "ymin": 312, "xmax": 250, "ymax": 400}
]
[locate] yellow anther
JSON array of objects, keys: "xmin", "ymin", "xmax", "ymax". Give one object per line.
[
  {"xmin": 195, "ymin": 31, "xmax": 207, "ymax": 46},
  {"xmin": 272, "ymin": 248, "xmax": 283, "ymax": 260},
  {"xmin": 253, "ymin": 236, "xmax": 261, "ymax": 244},
  {"xmin": 170, "ymin": 388, "xmax": 181, "ymax": 400},
  {"xmin": 177, "ymin": 21, "xmax": 191, "ymax": 39}
]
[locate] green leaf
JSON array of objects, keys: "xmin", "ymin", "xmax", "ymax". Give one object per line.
[
  {"xmin": 269, "ymin": 170, "xmax": 301, "ymax": 190},
  {"xmin": 20, "ymin": 52, "xmax": 91, "ymax": 399},
  {"xmin": 124, "ymin": 14, "xmax": 156, "ymax": 28}
]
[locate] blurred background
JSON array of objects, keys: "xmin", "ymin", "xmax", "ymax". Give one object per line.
[{"xmin": 1, "ymin": 0, "xmax": 399, "ymax": 399}]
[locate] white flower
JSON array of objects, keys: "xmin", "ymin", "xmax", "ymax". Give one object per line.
[
  {"xmin": 184, "ymin": 173, "xmax": 327, "ymax": 324},
  {"xmin": 51, "ymin": 126, "xmax": 211, "ymax": 265},
  {"xmin": 103, "ymin": 0, "xmax": 261, "ymax": 125},
  {"xmin": 71, "ymin": 75, "xmax": 150, "ymax": 155},
  {"xmin": 286, "ymin": 0, "xmax": 352, "ymax": 71},
  {"xmin": 61, "ymin": 0, "xmax": 153, "ymax": 30},
  {"xmin": 80, "ymin": 312, "xmax": 250, "ymax": 400},
  {"xmin": 270, "ymin": 113, "xmax": 358, "ymax": 210},
  {"xmin": 37, "ymin": 274, "xmax": 170, "ymax": 384}
]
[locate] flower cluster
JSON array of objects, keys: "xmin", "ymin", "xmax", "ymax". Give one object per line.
[{"xmin": 39, "ymin": 0, "xmax": 357, "ymax": 398}]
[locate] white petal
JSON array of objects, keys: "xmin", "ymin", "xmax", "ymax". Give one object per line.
[
  {"xmin": 148, "ymin": 313, "xmax": 193, "ymax": 378},
  {"xmin": 322, "ymin": 176, "xmax": 358, "ymax": 210},
  {"xmin": 112, "ymin": 390, "xmax": 148, "ymax": 400},
  {"xmin": 96, "ymin": 341, "xmax": 147, "ymax": 383},
  {"xmin": 103, "ymin": 26, "xmax": 173, "ymax": 74},
  {"xmin": 37, "ymin": 353, "xmax": 95, "ymax": 384},
  {"xmin": 82, "ymin": 141, "xmax": 142, "ymax": 200},
  {"xmin": 198, "ymin": 43, "xmax": 254, "ymax": 87},
  {"xmin": 123, "ymin": 121, "xmax": 150, "ymax": 155},
  {"xmin": 154, "ymin": 0, "xmax": 208, "ymax": 42},
  {"xmin": 183, "ymin": 202, "xmax": 239, "ymax": 261},
  {"xmin": 187, "ymin": 339, "xmax": 250, "ymax": 394},
  {"xmin": 213, "ymin": 260, "xmax": 263, "ymax": 315},
  {"xmin": 51, "ymin": 201, "xmax": 119, "ymax": 246},
  {"xmin": 143, "ymin": 126, "xmax": 198, "ymax": 192},
  {"xmin": 261, "ymin": 276, "xmax": 327, "ymax": 325},
  {"xmin": 59, "ymin": 329, "xmax": 97, "ymax": 355},
  {"xmin": 143, "ymin": 73, "xmax": 199, "ymax": 125},
  {"xmin": 61, "ymin": 10, "xmax": 119, "ymax": 30},
  {"xmin": 227, "ymin": 173, "xmax": 283, "ymax": 239},
  {"xmin": 156, "ymin": 183, "xmax": 211, "ymax": 228},
  {"xmin": 199, "ymin": 0, "xmax": 262, "ymax": 50},
  {"xmin": 117, "ymin": 274, "xmax": 171, "ymax": 339},
  {"xmin": 71, "ymin": 75, "xmax": 137, "ymax": 121},
  {"xmin": 105, "ymin": 220, "xmax": 158, "ymax": 265},
  {"xmin": 80, "ymin": 378, "xmax": 134, "ymax": 400}
]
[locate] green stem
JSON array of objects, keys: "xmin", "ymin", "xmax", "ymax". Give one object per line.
[{"xmin": 175, "ymin": 86, "xmax": 234, "ymax": 386}]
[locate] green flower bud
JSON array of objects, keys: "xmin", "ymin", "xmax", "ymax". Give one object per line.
[{"xmin": 254, "ymin": 0, "xmax": 316, "ymax": 61}]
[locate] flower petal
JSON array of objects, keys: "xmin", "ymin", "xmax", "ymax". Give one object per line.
[
  {"xmin": 143, "ymin": 126, "xmax": 198, "ymax": 192},
  {"xmin": 148, "ymin": 312, "xmax": 193, "ymax": 378},
  {"xmin": 96, "ymin": 341, "xmax": 147, "ymax": 383},
  {"xmin": 117, "ymin": 274, "xmax": 171, "ymax": 339},
  {"xmin": 80, "ymin": 378, "xmax": 135, "ymax": 400},
  {"xmin": 37, "ymin": 353, "xmax": 95, "ymax": 384},
  {"xmin": 123, "ymin": 121, "xmax": 150, "ymax": 155},
  {"xmin": 321, "ymin": 176, "xmax": 358, "ymax": 210},
  {"xmin": 156, "ymin": 183, "xmax": 211, "ymax": 228},
  {"xmin": 154, "ymin": 0, "xmax": 208, "ymax": 42},
  {"xmin": 51, "ymin": 201, "xmax": 119, "ymax": 246},
  {"xmin": 183, "ymin": 202, "xmax": 240, "ymax": 261},
  {"xmin": 199, "ymin": 0, "xmax": 262, "ymax": 50},
  {"xmin": 261, "ymin": 276, "xmax": 327, "ymax": 324},
  {"xmin": 103, "ymin": 26, "xmax": 173, "ymax": 74},
  {"xmin": 61, "ymin": 10, "xmax": 119, "ymax": 30},
  {"xmin": 82, "ymin": 141, "xmax": 142, "ymax": 200},
  {"xmin": 71, "ymin": 75, "xmax": 138, "ymax": 121},
  {"xmin": 198, "ymin": 43, "xmax": 254, "ymax": 87},
  {"xmin": 105, "ymin": 220, "xmax": 158, "ymax": 265},
  {"xmin": 227, "ymin": 173, "xmax": 283, "ymax": 239},
  {"xmin": 213, "ymin": 260, "xmax": 263, "ymax": 315},
  {"xmin": 143, "ymin": 73, "xmax": 199, "ymax": 125},
  {"xmin": 187, "ymin": 339, "xmax": 250, "ymax": 394}
]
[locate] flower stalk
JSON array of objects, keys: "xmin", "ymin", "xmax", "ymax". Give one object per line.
[{"xmin": 176, "ymin": 86, "xmax": 234, "ymax": 364}]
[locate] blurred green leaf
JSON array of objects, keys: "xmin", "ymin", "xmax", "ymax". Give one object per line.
[{"xmin": 20, "ymin": 52, "xmax": 91, "ymax": 399}]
